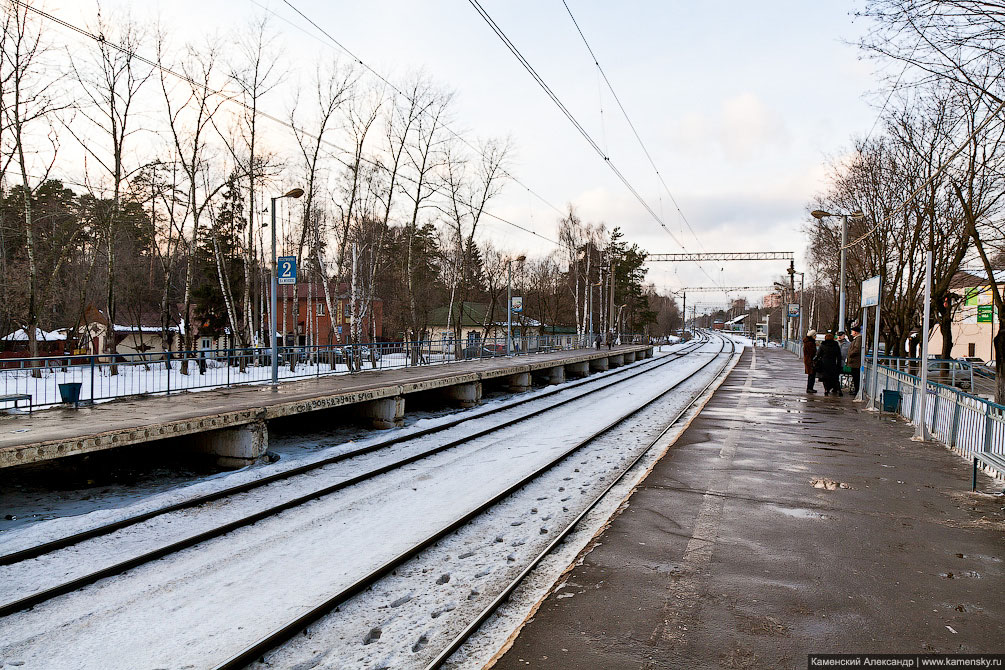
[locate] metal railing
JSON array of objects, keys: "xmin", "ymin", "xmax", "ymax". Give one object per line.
[
  {"xmin": 0, "ymin": 333, "xmax": 646, "ymax": 411},
  {"xmin": 865, "ymin": 360, "xmax": 1005, "ymax": 480}
]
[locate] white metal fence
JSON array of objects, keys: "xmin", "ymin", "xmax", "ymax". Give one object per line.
[{"xmin": 864, "ymin": 361, "xmax": 1005, "ymax": 483}]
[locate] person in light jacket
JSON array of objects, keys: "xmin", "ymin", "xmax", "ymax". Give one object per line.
[
  {"xmin": 846, "ymin": 324, "xmax": 863, "ymax": 394},
  {"xmin": 803, "ymin": 330, "xmax": 818, "ymax": 394}
]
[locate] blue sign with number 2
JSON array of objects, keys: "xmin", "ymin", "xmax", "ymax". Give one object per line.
[{"xmin": 278, "ymin": 256, "xmax": 297, "ymax": 285}]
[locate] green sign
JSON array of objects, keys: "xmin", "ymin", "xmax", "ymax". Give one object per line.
[{"xmin": 977, "ymin": 304, "xmax": 994, "ymax": 323}]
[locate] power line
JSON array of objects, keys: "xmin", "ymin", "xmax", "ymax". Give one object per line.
[
  {"xmin": 10, "ymin": 0, "xmax": 560, "ymax": 246},
  {"xmin": 466, "ymin": 0, "xmax": 687, "ymax": 250},
  {"xmin": 271, "ymin": 0, "xmax": 566, "ymax": 218},
  {"xmin": 559, "ymin": 2, "xmax": 711, "ymax": 260}
]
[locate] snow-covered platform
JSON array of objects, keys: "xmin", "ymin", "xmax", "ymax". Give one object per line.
[
  {"xmin": 491, "ymin": 346, "xmax": 1005, "ymax": 668},
  {"xmin": 0, "ymin": 345, "xmax": 652, "ymax": 469}
]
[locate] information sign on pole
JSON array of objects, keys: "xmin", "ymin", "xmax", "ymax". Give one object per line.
[
  {"xmin": 977, "ymin": 304, "xmax": 994, "ymax": 323},
  {"xmin": 511, "ymin": 296, "xmax": 523, "ymax": 313},
  {"xmin": 787, "ymin": 303, "xmax": 800, "ymax": 318},
  {"xmin": 277, "ymin": 256, "xmax": 297, "ymax": 285},
  {"xmin": 861, "ymin": 276, "xmax": 880, "ymax": 307}
]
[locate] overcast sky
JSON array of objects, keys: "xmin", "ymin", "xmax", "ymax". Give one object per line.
[{"xmin": 57, "ymin": 0, "xmax": 881, "ymax": 307}]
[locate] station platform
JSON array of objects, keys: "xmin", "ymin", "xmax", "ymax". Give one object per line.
[
  {"xmin": 492, "ymin": 346, "xmax": 1005, "ymax": 669},
  {"xmin": 0, "ymin": 345, "xmax": 651, "ymax": 469}
]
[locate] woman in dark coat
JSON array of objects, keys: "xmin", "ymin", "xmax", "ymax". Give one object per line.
[
  {"xmin": 814, "ymin": 332, "xmax": 843, "ymax": 396},
  {"xmin": 802, "ymin": 330, "xmax": 817, "ymax": 394}
]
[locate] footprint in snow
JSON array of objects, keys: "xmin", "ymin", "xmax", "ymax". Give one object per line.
[
  {"xmin": 436, "ymin": 573, "xmax": 450, "ymax": 585},
  {"xmin": 412, "ymin": 635, "xmax": 429, "ymax": 653},
  {"xmin": 558, "ymin": 487, "xmax": 565, "ymax": 492},
  {"xmin": 536, "ymin": 496, "xmax": 548, "ymax": 500},
  {"xmin": 390, "ymin": 593, "xmax": 414, "ymax": 608},
  {"xmin": 542, "ymin": 514, "xmax": 552, "ymax": 521},
  {"xmin": 363, "ymin": 627, "xmax": 382, "ymax": 645},
  {"xmin": 458, "ymin": 551, "xmax": 476, "ymax": 559},
  {"xmin": 494, "ymin": 535, "xmax": 504, "ymax": 543},
  {"xmin": 511, "ymin": 539, "xmax": 525, "ymax": 546},
  {"xmin": 468, "ymin": 589, "xmax": 480, "ymax": 600},
  {"xmin": 511, "ymin": 520, "xmax": 524, "ymax": 526},
  {"xmin": 540, "ymin": 527, "xmax": 549, "ymax": 534},
  {"xmin": 507, "ymin": 553, "xmax": 517, "ymax": 562},
  {"xmin": 563, "ymin": 477, "xmax": 572, "ymax": 481},
  {"xmin": 561, "ymin": 496, "xmax": 571, "ymax": 502},
  {"xmin": 530, "ymin": 508, "xmax": 538, "ymax": 514},
  {"xmin": 431, "ymin": 602, "xmax": 457, "ymax": 618},
  {"xmin": 475, "ymin": 567, "xmax": 492, "ymax": 578}
]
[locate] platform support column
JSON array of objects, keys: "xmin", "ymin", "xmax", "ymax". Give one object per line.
[{"xmin": 192, "ymin": 419, "xmax": 268, "ymax": 469}]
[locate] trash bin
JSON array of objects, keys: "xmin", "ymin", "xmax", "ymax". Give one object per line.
[
  {"xmin": 881, "ymin": 389, "xmax": 901, "ymax": 413},
  {"xmin": 58, "ymin": 382, "xmax": 82, "ymax": 407}
]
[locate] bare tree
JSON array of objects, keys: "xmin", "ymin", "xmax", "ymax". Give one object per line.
[
  {"xmin": 67, "ymin": 8, "xmax": 152, "ymax": 372},
  {"xmin": 401, "ymin": 82, "xmax": 451, "ymax": 360},
  {"xmin": 1, "ymin": 0, "xmax": 78, "ymax": 365},
  {"xmin": 158, "ymin": 32, "xmax": 230, "ymax": 373}
]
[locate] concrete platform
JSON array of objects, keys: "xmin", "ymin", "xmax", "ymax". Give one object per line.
[
  {"xmin": 0, "ymin": 345, "xmax": 651, "ymax": 469},
  {"xmin": 493, "ymin": 346, "xmax": 1005, "ymax": 669}
]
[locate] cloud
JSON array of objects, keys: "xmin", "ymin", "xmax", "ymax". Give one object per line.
[{"xmin": 670, "ymin": 93, "xmax": 789, "ymax": 162}]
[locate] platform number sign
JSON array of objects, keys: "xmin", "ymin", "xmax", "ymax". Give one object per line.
[{"xmin": 277, "ymin": 256, "xmax": 297, "ymax": 285}]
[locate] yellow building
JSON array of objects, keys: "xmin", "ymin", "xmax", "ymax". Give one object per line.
[{"xmin": 928, "ymin": 270, "xmax": 1003, "ymax": 362}]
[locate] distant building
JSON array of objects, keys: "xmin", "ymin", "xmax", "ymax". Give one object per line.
[
  {"xmin": 928, "ymin": 270, "xmax": 1004, "ymax": 361},
  {"xmin": 270, "ymin": 282, "xmax": 383, "ymax": 346},
  {"xmin": 427, "ymin": 301, "xmax": 543, "ymax": 347},
  {"xmin": 77, "ymin": 305, "xmax": 178, "ymax": 357},
  {"xmin": 762, "ymin": 293, "xmax": 783, "ymax": 309}
]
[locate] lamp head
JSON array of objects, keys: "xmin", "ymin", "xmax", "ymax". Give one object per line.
[
  {"xmin": 811, "ymin": 209, "xmax": 830, "ymax": 220},
  {"xmin": 284, "ymin": 188, "xmax": 305, "ymax": 199}
]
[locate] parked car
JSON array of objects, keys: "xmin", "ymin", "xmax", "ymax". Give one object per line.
[{"xmin": 926, "ymin": 359, "xmax": 973, "ymax": 389}]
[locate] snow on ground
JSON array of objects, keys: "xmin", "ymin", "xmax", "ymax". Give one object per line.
[
  {"xmin": 0, "ymin": 341, "xmax": 724, "ymax": 670},
  {"xmin": 0, "ymin": 344, "xmax": 685, "ymax": 551},
  {"xmin": 254, "ymin": 339, "xmax": 741, "ymax": 670},
  {"xmin": 0, "ymin": 348, "xmax": 549, "ymax": 410}
]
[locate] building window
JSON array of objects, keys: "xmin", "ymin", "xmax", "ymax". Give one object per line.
[
  {"xmin": 200, "ymin": 338, "xmax": 212, "ymax": 350},
  {"xmin": 317, "ymin": 302, "xmax": 325, "ymax": 316}
]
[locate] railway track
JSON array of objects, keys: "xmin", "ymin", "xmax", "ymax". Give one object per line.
[
  {"xmin": 211, "ymin": 333, "xmax": 737, "ymax": 670},
  {"xmin": 0, "ymin": 337, "xmax": 708, "ymax": 620}
]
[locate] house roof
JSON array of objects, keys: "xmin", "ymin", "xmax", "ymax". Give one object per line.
[
  {"xmin": 429, "ymin": 302, "xmax": 542, "ymax": 327},
  {"xmin": 1, "ymin": 328, "xmax": 65, "ymax": 341},
  {"xmin": 951, "ymin": 269, "xmax": 1005, "ymax": 289}
]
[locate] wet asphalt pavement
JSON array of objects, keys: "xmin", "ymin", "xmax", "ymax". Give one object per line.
[{"xmin": 491, "ymin": 346, "xmax": 1005, "ymax": 670}]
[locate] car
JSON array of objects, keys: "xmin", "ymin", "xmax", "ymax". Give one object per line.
[{"xmin": 961, "ymin": 356, "xmax": 985, "ymax": 365}]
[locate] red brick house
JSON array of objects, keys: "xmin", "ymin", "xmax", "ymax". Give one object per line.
[{"xmin": 271, "ymin": 282, "xmax": 383, "ymax": 346}]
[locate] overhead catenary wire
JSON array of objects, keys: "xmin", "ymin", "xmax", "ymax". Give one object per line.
[
  {"xmin": 559, "ymin": 0, "xmax": 723, "ymax": 287},
  {"xmin": 8, "ymin": 0, "xmax": 560, "ymax": 246},
  {"xmin": 465, "ymin": 0, "xmax": 688, "ymax": 251},
  {"xmin": 271, "ymin": 0, "xmax": 566, "ymax": 218}
]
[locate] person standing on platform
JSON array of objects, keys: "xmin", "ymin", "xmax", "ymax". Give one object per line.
[
  {"xmin": 803, "ymin": 330, "xmax": 818, "ymax": 394},
  {"xmin": 606, "ymin": 330, "xmax": 613, "ymax": 350},
  {"xmin": 595, "ymin": 333, "xmax": 602, "ymax": 350},
  {"xmin": 847, "ymin": 324, "xmax": 863, "ymax": 395},
  {"xmin": 814, "ymin": 332, "xmax": 843, "ymax": 396},
  {"xmin": 837, "ymin": 331, "xmax": 850, "ymax": 368}
]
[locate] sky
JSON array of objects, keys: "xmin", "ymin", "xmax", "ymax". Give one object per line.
[{"xmin": 52, "ymin": 0, "xmax": 883, "ymax": 308}]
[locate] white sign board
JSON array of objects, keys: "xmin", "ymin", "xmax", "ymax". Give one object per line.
[
  {"xmin": 511, "ymin": 296, "xmax": 523, "ymax": 313},
  {"xmin": 861, "ymin": 276, "xmax": 880, "ymax": 308},
  {"xmin": 787, "ymin": 303, "xmax": 800, "ymax": 318}
]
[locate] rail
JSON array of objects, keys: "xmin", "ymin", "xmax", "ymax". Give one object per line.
[{"xmin": 0, "ymin": 334, "xmax": 649, "ymax": 410}]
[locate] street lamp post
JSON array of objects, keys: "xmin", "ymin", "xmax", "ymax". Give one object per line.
[
  {"xmin": 812, "ymin": 210, "xmax": 863, "ymax": 333},
  {"xmin": 506, "ymin": 255, "xmax": 525, "ymax": 356},
  {"xmin": 270, "ymin": 188, "xmax": 304, "ymax": 388}
]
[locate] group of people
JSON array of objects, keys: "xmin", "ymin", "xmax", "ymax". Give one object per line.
[{"xmin": 802, "ymin": 326, "xmax": 863, "ymax": 396}]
